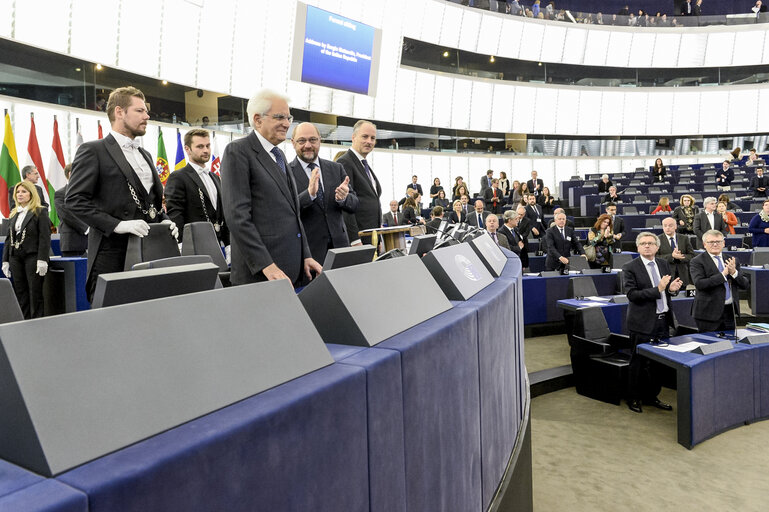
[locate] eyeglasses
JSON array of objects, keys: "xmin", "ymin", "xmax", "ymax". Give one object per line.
[
  {"xmin": 294, "ymin": 137, "xmax": 319, "ymax": 145},
  {"xmin": 704, "ymin": 240, "xmax": 724, "ymax": 245},
  {"xmin": 637, "ymin": 242, "xmax": 657, "ymax": 247},
  {"xmin": 263, "ymin": 113, "xmax": 293, "ymax": 123}
]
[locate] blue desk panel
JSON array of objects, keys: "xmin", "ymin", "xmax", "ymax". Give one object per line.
[
  {"xmin": 557, "ymin": 296, "xmax": 696, "ymax": 334},
  {"xmin": 523, "ymin": 273, "xmax": 619, "ymax": 324},
  {"xmin": 0, "ymin": 479, "xmax": 87, "ymax": 512},
  {"xmin": 741, "ymin": 267, "xmax": 769, "ymax": 316}
]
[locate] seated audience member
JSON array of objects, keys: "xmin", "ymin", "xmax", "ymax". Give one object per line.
[
  {"xmin": 448, "ymin": 200, "xmax": 466, "ymax": 224},
  {"xmin": 690, "ymin": 230, "xmax": 749, "ymax": 333},
  {"xmin": 730, "ymin": 147, "xmax": 742, "ymax": 162},
  {"xmin": 544, "ymin": 212, "xmax": 586, "ymax": 271},
  {"xmin": 459, "ymin": 194, "xmax": 471, "ymax": 216},
  {"xmin": 537, "ymin": 186, "xmax": 556, "ymax": 213},
  {"xmin": 603, "ymin": 185, "xmax": 622, "ymax": 204},
  {"xmin": 454, "ymin": 184, "xmax": 470, "ymax": 204},
  {"xmin": 717, "ymin": 193, "xmax": 737, "ymax": 211},
  {"xmin": 716, "ymin": 160, "xmax": 734, "ymax": 191},
  {"xmin": 485, "ymin": 214, "xmax": 509, "ymax": 249},
  {"xmin": 672, "ymin": 194, "xmax": 698, "ymax": 234},
  {"xmin": 398, "ymin": 187, "xmax": 416, "ymax": 209},
  {"xmin": 429, "ymin": 178, "xmax": 443, "ymax": 203},
  {"xmin": 433, "ymin": 189, "xmax": 450, "ymax": 209},
  {"xmin": 747, "ymin": 148, "xmax": 760, "ymax": 165},
  {"xmin": 500, "ymin": 209, "xmax": 526, "ymax": 260},
  {"xmin": 717, "ymin": 202, "xmax": 738, "ymax": 235},
  {"xmin": 658, "ymin": 216, "xmax": 695, "ymax": 287},
  {"xmin": 382, "ymin": 200, "xmax": 401, "ymax": 227},
  {"xmin": 693, "ymin": 197, "xmax": 727, "ymax": 248},
  {"xmin": 597, "ymin": 174, "xmax": 613, "ymax": 194},
  {"xmin": 651, "ymin": 197, "xmax": 672, "ymax": 215},
  {"xmin": 452, "ymin": 176, "xmax": 466, "ymax": 201},
  {"xmin": 586, "ymin": 214, "xmax": 615, "ymax": 269},
  {"xmin": 413, "ymin": 191, "xmax": 424, "ymax": 212},
  {"xmin": 750, "ymin": 167, "xmax": 768, "ymax": 197},
  {"xmin": 622, "ymin": 231, "xmax": 681, "ymax": 414},
  {"xmin": 401, "ymin": 197, "xmax": 423, "ymax": 225},
  {"xmin": 748, "ymin": 199, "xmax": 769, "ymax": 247},
  {"xmin": 406, "ymin": 175, "xmax": 422, "ymax": 196},
  {"xmin": 467, "ymin": 199, "xmax": 491, "ymax": 228},
  {"xmin": 513, "ymin": 181, "xmax": 529, "ymax": 205},
  {"xmin": 498, "ymin": 171, "xmax": 511, "ymax": 197},
  {"xmin": 484, "ymin": 179, "xmax": 504, "ymax": 214},
  {"xmin": 604, "ymin": 202, "xmax": 625, "ymax": 244},
  {"xmin": 652, "ymin": 158, "xmax": 666, "ymax": 183},
  {"xmin": 425, "ymin": 206, "xmax": 445, "ymax": 234}
]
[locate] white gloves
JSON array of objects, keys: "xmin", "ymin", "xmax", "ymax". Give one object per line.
[
  {"xmin": 114, "ymin": 220, "xmax": 150, "ymax": 237},
  {"xmin": 225, "ymin": 245, "xmax": 231, "ymax": 265},
  {"xmin": 2, "ymin": 262, "xmax": 9, "ymax": 278},
  {"xmin": 161, "ymin": 219, "xmax": 179, "ymax": 240},
  {"xmin": 36, "ymin": 260, "xmax": 48, "ymax": 277}
]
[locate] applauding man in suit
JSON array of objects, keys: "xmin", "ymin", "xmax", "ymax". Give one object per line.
[
  {"xmin": 657, "ymin": 217, "xmax": 694, "ymax": 287},
  {"xmin": 221, "ymin": 89, "xmax": 321, "ymax": 286},
  {"xmin": 544, "ymin": 212, "xmax": 585, "ymax": 271},
  {"xmin": 67, "ymin": 86, "xmax": 177, "ymax": 301},
  {"xmin": 164, "ymin": 128, "xmax": 229, "ymax": 248},
  {"xmin": 690, "ymin": 230, "xmax": 750, "ymax": 333},
  {"xmin": 622, "ymin": 232, "xmax": 682, "ymax": 413},
  {"xmin": 750, "ymin": 167, "xmax": 768, "ymax": 197},
  {"xmin": 289, "ymin": 122, "xmax": 358, "ymax": 265}
]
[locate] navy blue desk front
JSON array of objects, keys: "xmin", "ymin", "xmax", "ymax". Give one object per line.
[
  {"xmin": 556, "ymin": 296, "xmax": 696, "ymax": 334},
  {"xmin": 523, "ymin": 272, "xmax": 619, "ymax": 324},
  {"xmin": 741, "ymin": 267, "xmax": 769, "ymax": 316}
]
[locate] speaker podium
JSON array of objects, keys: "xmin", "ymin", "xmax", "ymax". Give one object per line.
[
  {"xmin": 299, "ymin": 255, "xmax": 452, "ymax": 346},
  {"xmin": 0, "ymin": 280, "xmax": 333, "ymax": 476}
]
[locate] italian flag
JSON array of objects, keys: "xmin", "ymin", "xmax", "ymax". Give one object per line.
[{"xmin": 0, "ymin": 112, "xmax": 20, "ymax": 218}]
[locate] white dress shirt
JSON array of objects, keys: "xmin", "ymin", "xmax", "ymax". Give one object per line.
[
  {"xmin": 188, "ymin": 159, "xmax": 217, "ymax": 210},
  {"xmin": 641, "ymin": 256, "xmax": 668, "ymax": 313},
  {"xmin": 14, "ymin": 206, "xmax": 28, "ymax": 231},
  {"xmin": 709, "ymin": 252, "xmax": 738, "ymax": 304},
  {"xmin": 109, "ymin": 130, "xmax": 154, "ymax": 193}
]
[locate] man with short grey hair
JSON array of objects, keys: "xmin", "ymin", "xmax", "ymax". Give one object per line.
[
  {"xmin": 658, "ymin": 216, "xmax": 694, "ymax": 287},
  {"xmin": 9, "ymin": 165, "xmax": 48, "ymax": 210},
  {"xmin": 693, "ymin": 196, "xmax": 727, "ymax": 248}
]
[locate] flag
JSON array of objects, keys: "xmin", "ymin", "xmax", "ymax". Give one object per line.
[
  {"xmin": 174, "ymin": 129, "xmax": 186, "ymax": 172},
  {"xmin": 0, "ymin": 112, "xmax": 21, "ymax": 217},
  {"xmin": 47, "ymin": 117, "xmax": 67, "ymax": 227},
  {"xmin": 26, "ymin": 114, "xmax": 58, "ymax": 225},
  {"xmin": 97, "ymin": 120, "xmax": 103, "ymax": 140},
  {"xmin": 75, "ymin": 119, "xmax": 84, "ymax": 147},
  {"xmin": 210, "ymin": 133, "xmax": 221, "ymax": 176},
  {"xmin": 156, "ymin": 128, "xmax": 170, "ymax": 185}
]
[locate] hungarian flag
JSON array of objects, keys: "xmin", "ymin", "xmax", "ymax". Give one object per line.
[
  {"xmin": 47, "ymin": 117, "xmax": 67, "ymax": 227},
  {"xmin": 210, "ymin": 133, "xmax": 221, "ymax": 176},
  {"xmin": 26, "ymin": 114, "xmax": 58, "ymax": 225},
  {"xmin": 0, "ymin": 112, "xmax": 21, "ymax": 217},
  {"xmin": 156, "ymin": 128, "xmax": 170, "ymax": 185},
  {"xmin": 174, "ymin": 129, "xmax": 186, "ymax": 172},
  {"xmin": 97, "ymin": 120, "xmax": 103, "ymax": 140}
]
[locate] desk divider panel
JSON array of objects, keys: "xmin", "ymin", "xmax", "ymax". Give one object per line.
[
  {"xmin": 421, "ymin": 243, "xmax": 494, "ymax": 300},
  {"xmin": 0, "ymin": 280, "xmax": 333, "ymax": 476}
]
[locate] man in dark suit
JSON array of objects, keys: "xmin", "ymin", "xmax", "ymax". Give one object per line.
[
  {"xmin": 500, "ymin": 209, "xmax": 526, "ymax": 263},
  {"xmin": 483, "ymin": 179, "xmax": 504, "ymax": 214},
  {"xmin": 67, "ymin": 86, "xmax": 177, "ymax": 301},
  {"xmin": 716, "ymin": 160, "xmax": 734, "ymax": 191},
  {"xmin": 425, "ymin": 206, "xmax": 444, "ymax": 235},
  {"xmin": 526, "ymin": 170, "xmax": 544, "ymax": 197},
  {"xmin": 544, "ymin": 212, "xmax": 585, "ymax": 271},
  {"xmin": 693, "ymin": 0, "xmax": 702, "ymax": 15},
  {"xmin": 164, "ymin": 128, "xmax": 229, "ymax": 247},
  {"xmin": 605, "ymin": 203, "xmax": 625, "ymax": 247},
  {"xmin": 220, "ymin": 90, "xmax": 321, "ymax": 286},
  {"xmin": 406, "ymin": 175, "xmax": 422, "ymax": 196},
  {"xmin": 514, "ymin": 206, "xmax": 532, "ymax": 267},
  {"xmin": 479, "ymin": 170, "xmax": 494, "ymax": 194},
  {"xmin": 382, "ymin": 200, "xmax": 401, "ymax": 226},
  {"xmin": 54, "ymin": 164, "xmax": 88, "ymax": 257},
  {"xmin": 289, "ymin": 122, "xmax": 358, "ymax": 264},
  {"xmin": 750, "ymin": 167, "xmax": 767, "ymax": 197},
  {"xmin": 693, "ymin": 197, "xmax": 727, "ymax": 248},
  {"xmin": 690, "ymin": 230, "xmax": 750, "ymax": 333},
  {"xmin": 485, "ymin": 215, "xmax": 509, "ymax": 250},
  {"xmin": 466, "ymin": 199, "xmax": 490, "ymax": 228},
  {"xmin": 622, "ymin": 232, "xmax": 682, "ymax": 413},
  {"xmin": 657, "ymin": 217, "xmax": 694, "ymax": 287},
  {"xmin": 602, "ymin": 186, "xmax": 622, "ymax": 204},
  {"xmin": 524, "ymin": 194, "xmax": 546, "ymax": 239},
  {"xmin": 338, "ymin": 120, "xmax": 381, "ymax": 247},
  {"xmin": 9, "ymin": 165, "xmax": 48, "ymax": 210}
]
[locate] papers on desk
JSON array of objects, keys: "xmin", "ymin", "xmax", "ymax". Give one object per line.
[
  {"xmin": 582, "ymin": 296, "xmax": 611, "ymax": 302},
  {"xmin": 652, "ymin": 341, "xmax": 706, "ymax": 353}
]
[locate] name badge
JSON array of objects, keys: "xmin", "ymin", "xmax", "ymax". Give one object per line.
[{"xmin": 566, "ymin": 236, "xmax": 572, "ymax": 241}]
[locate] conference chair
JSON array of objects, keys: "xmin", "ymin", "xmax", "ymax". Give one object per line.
[
  {"xmin": 0, "ymin": 279, "xmax": 24, "ymax": 324},
  {"xmin": 181, "ymin": 222, "xmax": 231, "ymax": 286},
  {"xmin": 124, "ymin": 224, "xmax": 180, "ymax": 271},
  {"xmin": 568, "ymin": 276, "xmax": 598, "ymax": 299},
  {"xmin": 751, "ymin": 247, "xmax": 769, "ymax": 266},
  {"xmin": 567, "ymin": 255, "xmax": 590, "ymax": 272},
  {"xmin": 622, "ymin": 206, "xmax": 638, "ymax": 215}
]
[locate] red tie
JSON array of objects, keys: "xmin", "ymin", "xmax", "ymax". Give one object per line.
[{"xmin": 393, "ymin": 213, "xmax": 397, "ymax": 224}]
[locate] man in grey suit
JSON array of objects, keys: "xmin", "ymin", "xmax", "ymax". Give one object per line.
[
  {"xmin": 289, "ymin": 122, "xmax": 358, "ymax": 265},
  {"xmin": 221, "ymin": 89, "xmax": 322, "ymax": 286},
  {"xmin": 382, "ymin": 200, "xmax": 401, "ymax": 227},
  {"xmin": 338, "ymin": 120, "xmax": 382, "ymax": 246},
  {"xmin": 466, "ymin": 199, "xmax": 490, "ymax": 228},
  {"xmin": 54, "ymin": 164, "xmax": 88, "ymax": 257},
  {"xmin": 693, "ymin": 197, "xmax": 727, "ymax": 248}
]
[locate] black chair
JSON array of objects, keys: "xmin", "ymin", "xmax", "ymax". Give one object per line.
[
  {"xmin": 633, "ymin": 195, "xmax": 648, "ymax": 204},
  {"xmin": 181, "ymin": 222, "xmax": 231, "ymax": 286},
  {"xmin": 644, "ymin": 218, "xmax": 662, "ymax": 228},
  {"xmin": 751, "ymin": 247, "xmax": 769, "ymax": 266},
  {"xmin": 124, "ymin": 224, "xmax": 180, "ymax": 271},
  {"xmin": 611, "ymin": 252, "xmax": 634, "ymax": 269},
  {"xmin": 622, "ymin": 206, "xmax": 638, "ymax": 215},
  {"xmin": 569, "ymin": 307, "xmax": 631, "ymax": 405},
  {"xmin": 0, "ymin": 279, "xmax": 24, "ymax": 324},
  {"xmin": 568, "ymin": 255, "xmax": 590, "ymax": 272},
  {"xmin": 568, "ymin": 276, "xmax": 598, "ymax": 299}
]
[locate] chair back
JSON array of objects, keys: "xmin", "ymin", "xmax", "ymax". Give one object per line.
[
  {"xmin": 132, "ymin": 255, "xmax": 213, "ymax": 270},
  {"xmin": 568, "ymin": 277, "xmax": 598, "ymax": 298},
  {"xmin": 575, "ymin": 306, "xmax": 610, "ymax": 340},
  {"xmin": 124, "ymin": 224, "xmax": 180, "ymax": 271},
  {"xmin": 181, "ymin": 222, "xmax": 228, "ymax": 271}
]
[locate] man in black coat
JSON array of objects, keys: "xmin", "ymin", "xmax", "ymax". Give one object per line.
[
  {"xmin": 605, "ymin": 203, "xmax": 626, "ymax": 247},
  {"xmin": 483, "ymin": 178, "xmax": 504, "ymax": 214},
  {"xmin": 657, "ymin": 217, "xmax": 695, "ymax": 287},
  {"xmin": 622, "ymin": 232, "xmax": 682, "ymax": 413},
  {"xmin": 164, "ymin": 128, "xmax": 229, "ymax": 246},
  {"xmin": 54, "ymin": 164, "xmax": 88, "ymax": 257},
  {"xmin": 690, "ymin": 230, "xmax": 750, "ymax": 333},
  {"xmin": 499, "ymin": 209, "xmax": 526, "ymax": 265},
  {"xmin": 750, "ymin": 167, "xmax": 768, "ymax": 197},
  {"xmin": 289, "ymin": 122, "xmax": 358, "ymax": 265},
  {"xmin": 513, "ymin": 206, "xmax": 531, "ymax": 267},
  {"xmin": 526, "ymin": 170, "xmax": 544, "ymax": 197},
  {"xmin": 338, "ymin": 120, "xmax": 382, "ymax": 246},
  {"xmin": 544, "ymin": 211, "xmax": 585, "ymax": 271},
  {"xmin": 524, "ymin": 194, "xmax": 546, "ymax": 239},
  {"xmin": 67, "ymin": 86, "xmax": 177, "ymax": 301}
]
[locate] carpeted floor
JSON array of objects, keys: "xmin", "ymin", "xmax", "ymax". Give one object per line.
[{"xmin": 527, "ymin": 334, "xmax": 769, "ymax": 512}]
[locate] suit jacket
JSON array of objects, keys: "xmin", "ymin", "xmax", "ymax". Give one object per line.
[
  {"xmin": 693, "ymin": 211, "xmax": 727, "ymax": 245},
  {"xmin": 382, "ymin": 211, "xmax": 402, "ymax": 227},
  {"xmin": 164, "ymin": 164, "xmax": 229, "ymax": 245},
  {"xmin": 448, "ymin": 210, "xmax": 466, "ymax": 224},
  {"xmin": 402, "ymin": 206, "xmax": 419, "ymax": 225},
  {"xmin": 544, "ymin": 225, "xmax": 584, "ymax": 270},
  {"xmin": 466, "ymin": 210, "xmax": 491, "ymax": 228},
  {"xmin": 524, "ymin": 204, "xmax": 546, "ymax": 235},
  {"xmin": 67, "ymin": 134, "xmax": 168, "ymax": 290},
  {"xmin": 220, "ymin": 132, "xmax": 310, "ymax": 285},
  {"xmin": 657, "ymin": 232, "xmax": 694, "ymax": 286},
  {"xmin": 690, "ymin": 251, "xmax": 750, "ymax": 321},
  {"xmin": 622, "ymin": 256, "xmax": 678, "ymax": 336},
  {"xmin": 488, "ymin": 230, "xmax": 510, "ymax": 250},
  {"xmin": 597, "ymin": 181, "xmax": 613, "ymax": 194},
  {"xmin": 612, "ymin": 215, "xmax": 626, "ymax": 240},
  {"xmin": 750, "ymin": 175, "xmax": 768, "ymax": 196},
  {"xmin": 425, "ymin": 217, "xmax": 444, "ymax": 235},
  {"xmin": 406, "ymin": 183, "xmax": 422, "ymax": 196},
  {"xmin": 715, "ymin": 168, "xmax": 734, "ymax": 186},
  {"xmin": 526, "ymin": 179, "xmax": 544, "ymax": 196},
  {"xmin": 602, "ymin": 193, "xmax": 622, "ymax": 204},
  {"xmin": 290, "ymin": 157, "xmax": 358, "ymax": 263},
  {"xmin": 54, "ymin": 184, "xmax": 88, "ymax": 254},
  {"xmin": 2, "ymin": 207, "xmax": 50, "ymax": 263},
  {"xmin": 8, "ymin": 183, "xmax": 48, "ymax": 210},
  {"xmin": 483, "ymin": 187, "xmax": 504, "ymax": 211},
  {"xmin": 337, "ymin": 149, "xmax": 381, "ymax": 243},
  {"xmin": 499, "ymin": 224, "xmax": 522, "ymax": 257},
  {"xmin": 480, "ymin": 175, "xmax": 493, "ymax": 192}
]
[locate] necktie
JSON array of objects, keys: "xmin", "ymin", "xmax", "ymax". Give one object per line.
[
  {"xmin": 647, "ymin": 261, "xmax": 667, "ymax": 313},
  {"xmin": 478, "ymin": 213, "xmax": 483, "ymax": 226},
  {"xmin": 716, "ymin": 256, "xmax": 732, "ymax": 302},
  {"xmin": 122, "ymin": 140, "xmax": 140, "ymax": 150},
  {"xmin": 492, "ymin": 232, "xmax": 498, "ymax": 244},
  {"xmin": 362, "ymin": 159, "xmax": 375, "ymax": 188},
  {"xmin": 670, "ymin": 237, "xmax": 676, "ymax": 249},
  {"xmin": 270, "ymin": 147, "xmax": 286, "ymax": 174},
  {"xmin": 308, "ymin": 163, "xmax": 324, "ymax": 209},
  {"xmin": 393, "ymin": 212, "xmax": 397, "ymax": 225},
  {"xmin": 560, "ymin": 228, "xmax": 565, "ymax": 239}
]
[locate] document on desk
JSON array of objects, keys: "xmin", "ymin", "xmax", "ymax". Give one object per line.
[
  {"xmin": 652, "ymin": 341, "xmax": 706, "ymax": 353},
  {"xmin": 583, "ymin": 296, "xmax": 611, "ymax": 302}
]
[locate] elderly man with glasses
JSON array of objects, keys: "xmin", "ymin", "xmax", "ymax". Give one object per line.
[{"xmin": 690, "ymin": 230, "xmax": 750, "ymax": 333}]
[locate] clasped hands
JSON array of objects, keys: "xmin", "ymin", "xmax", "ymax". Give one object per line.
[
  {"xmin": 721, "ymin": 256, "xmax": 737, "ymax": 276},
  {"xmin": 657, "ymin": 274, "xmax": 683, "ymax": 293}
]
